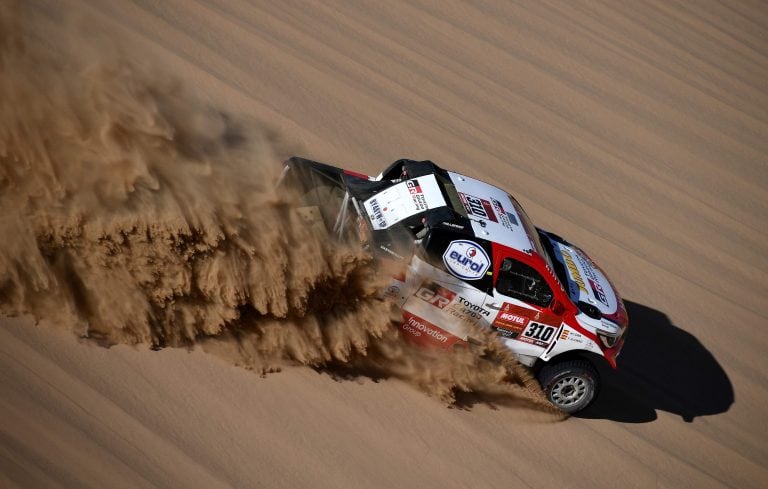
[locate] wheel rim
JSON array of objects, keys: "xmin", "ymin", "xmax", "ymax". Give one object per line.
[{"xmin": 550, "ymin": 375, "xmax": 589, "ymax": 408}]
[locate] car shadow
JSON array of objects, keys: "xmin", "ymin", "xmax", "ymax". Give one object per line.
[{"xmin": 576, "ymin": 300, "xmax": 733, "ymax": 423}]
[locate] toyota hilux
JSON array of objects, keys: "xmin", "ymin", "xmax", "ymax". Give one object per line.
[{"xmin": 280, "ymin": 157, "xmax": 629, "ymax": 413}]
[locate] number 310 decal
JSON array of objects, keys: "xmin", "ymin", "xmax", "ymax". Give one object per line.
[{"xmin": 519, "ymin": 322, "xmax": 556, "ymax": 347}]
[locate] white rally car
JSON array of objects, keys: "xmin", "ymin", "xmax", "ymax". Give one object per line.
[{"xmin": 281, "ymin": 157, "xmax": 629, "ymax": 413}]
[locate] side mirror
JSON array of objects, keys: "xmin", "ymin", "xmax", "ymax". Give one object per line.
[
  {"xmin": 577, "ymin": 300, "xmax": 602, "ymax": 320},
  {"xmin": 551, "ymin": 300, "xmax": 566, "ymax": 316}
]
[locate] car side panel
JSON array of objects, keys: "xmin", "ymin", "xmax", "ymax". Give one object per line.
[{"xmin": 396, "ymin": 256, "xmax": 492, "ymax": 347}]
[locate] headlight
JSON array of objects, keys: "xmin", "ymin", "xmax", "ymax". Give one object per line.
[{"xmin": 596, "ymin": 319, "xmax": 622, "ymax": 349}]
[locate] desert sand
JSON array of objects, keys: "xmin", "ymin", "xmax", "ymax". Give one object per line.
[{"xmin": 1, "ymin": 1, "xmax": 767, "ymax": 488}]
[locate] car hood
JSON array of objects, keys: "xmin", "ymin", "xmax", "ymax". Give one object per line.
[{"xmin": 548, "ymin": 239, "xmax": 625, "ymax": 323}]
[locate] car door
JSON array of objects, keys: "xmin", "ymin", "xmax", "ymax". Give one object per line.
[
  {"xmin": 400, "ymin": 254, "xmax": 493, "ymax": 347},
  {"xmin": 483, "ymin": 256, "xmax": 564, "ymax": 359}
]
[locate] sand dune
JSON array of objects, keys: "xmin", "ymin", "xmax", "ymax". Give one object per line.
[{"xmin": 1, "ymin": 0, "xmax": 767, "ymax": 488}]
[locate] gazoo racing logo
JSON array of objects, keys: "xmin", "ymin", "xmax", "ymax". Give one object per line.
[
  {"xmin": 406, "ymin": 179, "xmax": 422, "ymax": 194},
  {"xmin": 442, "ymin": 240, "xmax": 490, "ymax": 280},
  {"xmin": 415, "ymin": 281, "xmax": 456, "ymax": 309},
  {"xmin": 407, "ymin": 179, "xmax": 428, "ymax": 211},
  {"xmin": 458, "ymin": 192, "xmax": 498, "ymax": 222}
]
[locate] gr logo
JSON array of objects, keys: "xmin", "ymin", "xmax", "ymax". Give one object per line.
[{"xmin": 415, "ymin": 282, "xmax": 456, "ymax": 309}]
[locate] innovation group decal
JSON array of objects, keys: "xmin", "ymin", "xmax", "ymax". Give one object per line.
[{"xmin": 442, "ymin": 240, "xmax": 490, "ymax": 280}]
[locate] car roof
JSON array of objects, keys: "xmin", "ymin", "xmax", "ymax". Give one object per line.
[{"xmin": 443, "ymin": 171, "xmax": 538, "ymax": 255}]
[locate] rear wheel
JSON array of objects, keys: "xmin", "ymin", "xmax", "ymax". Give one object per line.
[{"xmin": 537, "ymin": 359, "xmax": 599, "ymax": 414}]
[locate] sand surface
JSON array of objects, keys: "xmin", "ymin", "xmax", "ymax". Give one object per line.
[{"xmin": 2, "ymin": 0, "xmax": 767, "ymax": 487}]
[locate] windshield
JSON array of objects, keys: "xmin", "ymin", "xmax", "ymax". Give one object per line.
[
  {"xmin": 507, "ymin": 195, "xmax": 565, "ymax": 292},
  {"xmin": 507, "ymin": 195, "xmax": 547, "ymax": 257},
  {"xmin": 431, "ymin": 171, "xmax": 467, "ymax": 218}
]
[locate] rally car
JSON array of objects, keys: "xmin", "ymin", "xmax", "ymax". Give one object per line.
[{"xmin": 279, "ymin": 157, "xmax": 629, "ymax": 413}]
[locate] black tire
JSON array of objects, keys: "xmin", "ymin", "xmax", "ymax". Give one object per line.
[{"xmin": 537, "ymin": 359, "xmax": 599, "ymax": 414}]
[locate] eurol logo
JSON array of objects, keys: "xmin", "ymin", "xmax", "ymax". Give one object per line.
[{"xmin": 442, "ymin": 240, "xmax": 490, "ymax": 280}]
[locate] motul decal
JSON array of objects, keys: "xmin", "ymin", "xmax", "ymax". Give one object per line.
[
  {"xmin": 492, "ymin": 302, "xmax": 560, "ymax": 341},
  {"xmin": 491, "ymin": 303, "xmax": 532, "ymax": 338}
]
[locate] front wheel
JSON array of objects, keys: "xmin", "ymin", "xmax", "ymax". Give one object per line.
[{"xmin": 537, "ymin": 359, "xmax": 599, "ymax": 414}]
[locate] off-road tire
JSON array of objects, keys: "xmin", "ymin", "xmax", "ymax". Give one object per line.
[{"xmin": 537, "ymin": 359, "xmax": 599, "ymax": 414}]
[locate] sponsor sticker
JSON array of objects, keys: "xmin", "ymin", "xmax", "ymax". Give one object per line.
[
  {"xmin": 368, "ymin": 198, "xmax": 387, "ymax": 229},
  {"xmin": 383, "ymin": 283, "xmax": 402, "ymax": 300},
  {"xmin": 442, "ymin": 240, "xmax": 490, "ymax": 280},
  {"xmin": 363, "ymin": 175, "xmax": 447, "ymax": 230},
  {"xmin": 492, "ymin": 302, "xmax": 560, "ymax": 344},
  {"xmin": 572, "ymin": 248, "xmax": 613, "ymax": 308},
  {"xmin": 459, "ymin": 192, "xmax": 498, "ymax": 222},
  {"xmin": 407, "ymin": 179, "xmax": 429, "ymax": 211},
  {"xmin": 415, "ymin": 282, "xmax": 456, "ymax": 309},
  {"xmin": 519, "ymin": 322, "xmax": 557, "ymax": 348},
  {"xmin": 560, "ymin": 328, "xmax": 584, "ymax": 344},
  {"xmin": 406, "ymin": 179, "xmax": 422, "ymax": 194},
  {"xmin": 560, "ymin": 249, "xmax": 587, "ymax": 295},
  {"xmin": 574, "ymin": 249, "xmax": 600, "ymax": 283},
  {"xmin": 491, "ymin": 198, "xmax": 519, "ymax": 230},
  {"xmin": 492, "ymin": 303, "xmax": 533, "ymax": 338},
  {"xmin": 414, "ymin": 280, "xmax": 490, "ymax": 326},
  {"xmin": 400, "ymin": 311, "xmax": 462, "ymax": 348},
  {"xmin": 454, "ymin": 296, "xmax": 491, "ymax": 317},
  {"xmin": 440, "ymin": 221, "xmax": 465, "ymax": 230},
  {"xmin": 588, "ymin": 278, "xmax": 609, "ymax": 306}
]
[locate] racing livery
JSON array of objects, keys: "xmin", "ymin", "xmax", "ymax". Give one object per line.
[{"xmin": 280, "ymin": 157, "xmax": 629, "ymax": 413}]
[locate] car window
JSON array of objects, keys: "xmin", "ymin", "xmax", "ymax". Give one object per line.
[{"xmin": 496, "ymin": 258, "xmax": 553, "ymax": 308}]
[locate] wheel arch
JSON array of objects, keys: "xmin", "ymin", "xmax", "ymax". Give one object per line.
[{"xmin": 533, "ymin": 349, "xmax": 608, "ymax": 375}]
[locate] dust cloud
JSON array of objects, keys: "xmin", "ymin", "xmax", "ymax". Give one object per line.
[{"xmin": 0, "ymin": 3, "xmax": 555, "ymax": 412}]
